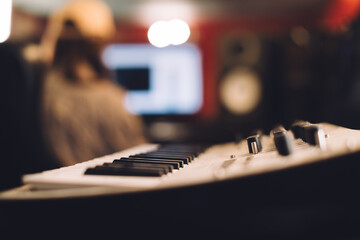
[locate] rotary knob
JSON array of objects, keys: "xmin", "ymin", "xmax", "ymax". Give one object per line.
[
  {"xmin": 304, "ymin": 125, "xmax": 327, "ymax": 149},
  {"xmin": 247, "ymin": 134, "xmax": 262, "ymax": 154},
  {"xmin": 290, "ymin": 120, "xmax": 310, "ymax": 140},
  {"xmin": 273, "ymin": 130, "xmax": 293, "ymax": 156}
]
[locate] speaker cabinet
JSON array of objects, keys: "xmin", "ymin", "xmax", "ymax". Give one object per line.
[{"xmin": 215, "ymin": 33, "xmax": 282, "ymax": 140}]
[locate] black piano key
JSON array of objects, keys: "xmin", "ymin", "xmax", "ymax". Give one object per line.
[
  {"xmin": 104, "ymin": 162, "xmax": 173, "ymax": 173},
  {"xmin": 130, "ymin": 154, "xmax": 189, "ymax": 164},
  {"xmin": 124, "ymin": 157, "xmax": 184, "ymax": 168},
  {"xmin": 157, "ymin": 148, "xmax": 197, "ymax": 154},
  {"xmin": 132, "ymin": 154, "xmax": 190, "ymax": 164},
  {"xmin": 143, "ymin": 152, "xmax": 195, "ymax": 161},
  {"xmin": 156, "ymin": 149, "xmax": 206, "ymax": 157},
  {"xmin": 102, "ymin": 163, "xmax": 167, "ymax": 173},
  {"xmin": 159, "ymin": 144, "xmax": 208, "ymax": 154},
  {"xmin": 124, "ymin": 156, "xmax": 184, "ymax": 167},
  {"xmin": 114, "ymin": 157, "xmax": 182, "ymax": 169},
  {"xmin": 85, "ymin": 165, "xmax": 165, "ymax": 177},
  {"xmin": 83, "ymin": 144, "xmax": 209, "ymax": 177}
]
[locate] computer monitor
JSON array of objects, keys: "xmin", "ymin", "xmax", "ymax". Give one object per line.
[{"xmin": 102, "ymin": 43, "xmax": 203, "ymax": 116}]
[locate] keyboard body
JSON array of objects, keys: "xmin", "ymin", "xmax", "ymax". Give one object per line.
[{"xmin": 21, "ymin": 122, "xmax": 360, "ymax": 193}]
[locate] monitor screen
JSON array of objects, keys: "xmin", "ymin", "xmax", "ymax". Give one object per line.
[{"xmin": 102, "ymin": 43, "xmax": 203, "ymax": 115}]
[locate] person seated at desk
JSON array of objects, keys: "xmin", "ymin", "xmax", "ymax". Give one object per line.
[{"xmin": 37, "ymin": 0, "xmax": 147, "ymax": 166}]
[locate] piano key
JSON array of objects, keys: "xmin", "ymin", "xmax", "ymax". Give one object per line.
[
  {"xmin": 130, "ymin": 154, "xmax": 189, "ymax": 164},
  {"xmin": 122, "ymin": 157, "xmax": 184, "ymax": 168},
  {"xmin": 102, "ymin": 163, "xmax": 167, "ymax": 173},
  {"xmin": 104, "ymin": 162, "xmax": 173, "ymax": 173},
  {"xmin": 158, "ymin": 144, "xmax": 208, "ymax": 155},
  {"xmin": 142, "ymin": 152, "xmax": 195, "ymax": 161},
  {"xmin": 85, "ymin": 165, "xmax": 165, "ymax": 177},
  {"xmin": 125, "ymin": 156, "xmax": 185, "ymax": 167},
  {"xmin": 83, "ymin": 144, "xmax": 208, "ymax": 178},
  {"xmin": 132, "ymin": 154, "xmax": 191, "ymax": 164},
  {"xmin": 114, "ymin": 157, "xmax": 182, "ymax": 169}
]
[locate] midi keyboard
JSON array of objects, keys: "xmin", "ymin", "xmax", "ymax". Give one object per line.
[{"xmin": 18, "ymin": 122, "xmax": 360, "ymax": 196}]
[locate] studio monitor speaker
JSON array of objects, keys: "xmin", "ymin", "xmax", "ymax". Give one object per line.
[{"xmin": 216, "ymin": 33, "xmax": 280, "ymax": 139}]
